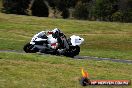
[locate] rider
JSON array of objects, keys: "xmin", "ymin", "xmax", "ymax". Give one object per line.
[
  {"xmin": 31, "ymin": 28, "xmax": 62, "ymax": 44},
  {"xmin": 31, "ymin": 28, "xmax": 67, "ymax": 54}
]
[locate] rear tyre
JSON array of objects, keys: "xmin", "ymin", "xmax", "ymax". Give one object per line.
[
  {"xmin": 64, "ymin": 46, "xmax": 80, "ymax": 57},
  {"xmin": 72, "ymin": 45, "xmax": 80, "ymax": 55}
]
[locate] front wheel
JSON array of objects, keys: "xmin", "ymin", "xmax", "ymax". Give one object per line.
[{"xmin": 23, "ymin": 43, "xmax": 37, "ymax": 53}]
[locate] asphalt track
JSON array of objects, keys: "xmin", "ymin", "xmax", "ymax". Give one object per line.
[{"xmin": 0, "ymin": 50, "xmax": 132, "ymax": 64}]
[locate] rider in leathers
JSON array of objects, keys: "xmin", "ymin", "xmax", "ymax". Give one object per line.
[{"xmin": 31, "ymin": 28, "xmax": 68, "ymax": 55}]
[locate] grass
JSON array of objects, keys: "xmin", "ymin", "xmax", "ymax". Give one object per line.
[
  {"xmin": 0, "ymin": 13, "xmax": 132, "ymax": 60},
  {"xmin": 80, "ymin": 34, "xmax": 132, "ymax": 59},
  {"xmin": 0, "ymin": 52, "xmax": 132, "ymax": 88}
]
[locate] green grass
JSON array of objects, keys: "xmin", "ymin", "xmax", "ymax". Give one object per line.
[
  {"xmin": 0, "ymin": 13, "xmax": 132, "ymax": 60},
  {"xmin": 80, "ymin": 34, "xmax": 132, "ymax": 59},
  {"xmin": 0, "ymin": 52, "xmax": 132, "ymax": 88}
]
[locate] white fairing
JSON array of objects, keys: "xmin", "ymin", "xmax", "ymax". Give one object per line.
[
  {"xmin": 30, "ymin": 31, "xmax": 46, "ymax": 44},
  {"xmin": 30, "ymin": 38, "xmax": 36, "ymax": 44},
  {"xmin": 30, "ymin": 34, "xmax": 58, "ymax": 49},
  {"xmin": 70, "ymin": 35, "xmax": 84, "ymax": 46}
]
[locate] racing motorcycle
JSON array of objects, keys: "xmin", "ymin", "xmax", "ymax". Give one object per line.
[{"xmin": 23, "ymin": 33, "xmax": 84, "ymax": 57}]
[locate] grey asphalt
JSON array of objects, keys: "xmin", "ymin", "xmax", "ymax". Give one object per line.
[
  {"xmin": 0, "ymin": 50, "xmax": 132, "ymax": 64},
  {"xmin": 74, "ymin": 56, "xmax": 132, "ymax": 64}
]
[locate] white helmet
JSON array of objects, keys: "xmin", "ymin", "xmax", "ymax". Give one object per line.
[{"xmin": 52, "ymin": 28, "xmax": 61, "ymax": 33}]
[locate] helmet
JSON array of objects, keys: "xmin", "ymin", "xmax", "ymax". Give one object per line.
[
  {"xmin": 52, "ymin": 28, "xmax": 63, "ymax": 38},
  {"xmin": 52, "ymin": 28, "xmax": 61, "ymax": 33}
]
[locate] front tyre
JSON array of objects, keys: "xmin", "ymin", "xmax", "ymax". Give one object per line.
[{"xmin": 23, "ymin": 43, "xmax": 36, "ymax": 53}]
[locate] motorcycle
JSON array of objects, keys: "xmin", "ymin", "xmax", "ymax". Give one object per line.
[{"xmin": 23, "ymin": 33, "xmax": 84, "ymax": 57}]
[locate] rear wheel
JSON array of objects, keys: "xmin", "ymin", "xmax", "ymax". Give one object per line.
[
  {"xmin": 71, "ymin": 45, "xmax": 80, "ymax": 55},
  {"xmin": 64, "ymin": 46, "xmax": 80, "ymax": 57}
]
